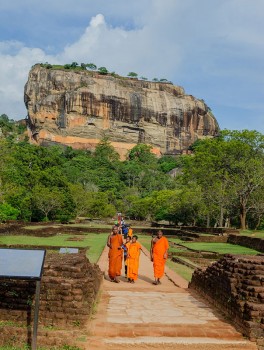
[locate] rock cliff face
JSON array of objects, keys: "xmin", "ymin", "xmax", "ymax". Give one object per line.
[{"xmin": 24, "ymin": 65, "xmax": 219, "ymax": 158}]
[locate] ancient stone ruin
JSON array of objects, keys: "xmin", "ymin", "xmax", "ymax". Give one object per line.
[
  {"xmin": 189, "ymin": 254, "xmax": 264, "ymax": 350},
  {"xmin": 0, "ymin": 250, "xmax": 102, "ymax": 348}
]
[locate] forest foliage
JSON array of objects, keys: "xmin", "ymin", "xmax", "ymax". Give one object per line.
[{"xmin": 0, "ymin": 115, "xmax": 264, "ymax": 229}]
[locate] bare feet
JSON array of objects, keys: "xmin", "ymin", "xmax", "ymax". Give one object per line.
[{"xmin": 111, "ymin": 278, "xmax": 120, "ymax": 283}]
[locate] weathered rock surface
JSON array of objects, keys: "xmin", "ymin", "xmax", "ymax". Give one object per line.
[{"xmin": 24, "ymin": 65, "xmax": 219, "ymax": 158}]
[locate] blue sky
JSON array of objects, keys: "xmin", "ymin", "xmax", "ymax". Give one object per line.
[{"xmin": 0, "ymin": 0, "xmax": 263, "ymax": 132}]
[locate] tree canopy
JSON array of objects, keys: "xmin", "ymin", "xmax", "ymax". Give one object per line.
[{"xmin": 0, "ymin": 115, "xmax": 263, "ymax": 229}]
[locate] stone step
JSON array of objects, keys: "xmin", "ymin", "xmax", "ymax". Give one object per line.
[
  {"xmin": 102, "ymin": 336, "xmax": 258, "ymax": 349},
  {"xmin": 91, "ymin": 328, "xmax": 244, "ymax": 339},
  {"xmin": 90, "ymin": 322, "xmax": 245, "ymax": 340}
]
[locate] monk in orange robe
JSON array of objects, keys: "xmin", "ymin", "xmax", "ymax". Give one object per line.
[
  {"xmin": 127, "ymin": 235, "xmax": 142, "ymax": 283},
  {"xmin": 107, "ymin": 226, "xmax": 123, "ymax": 282},
  {"xmin": 128, "ymin": 226, "xmax": 133, "ymax": 238},
  {"xmin": 150, "ymin": 230, "xmax": 169, "ymax": 285}
]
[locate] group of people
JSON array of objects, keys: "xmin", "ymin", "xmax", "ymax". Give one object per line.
[{"xmin": 107, "ymin": 225, "xmax": 169, "ymax": 285}]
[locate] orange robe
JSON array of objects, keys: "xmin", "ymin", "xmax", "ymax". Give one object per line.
[
  {"xmin": 127, "ymin": 241, "xmax": 141, "ymax": 281},
  {"xmin": 128, "ymin": 228, "xmax": 133, "ymax": 238},
  {"xmin": 108, "ymin": 234, "xmax": 123, "ymax": 280},
  {"xmin": 124, "ymin": 242, "xmax": 131, "ymax": 266},
  {"xmin": 152, "ymin": 236, "xmax": 169, "ymax": 279}
]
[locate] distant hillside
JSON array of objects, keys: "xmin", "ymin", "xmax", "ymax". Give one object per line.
[{"xmin": 0, "ymin": 114, "xmax": 27, "ymax": 142}]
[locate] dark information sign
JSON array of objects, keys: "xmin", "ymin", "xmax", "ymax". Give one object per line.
[
  {"xmin": 0, "ymin": 248, "xmax": 46, "ymax": 280},
  {"xmin": 0, "ymin": 248, "xmax": 46, "ymax": 349}
]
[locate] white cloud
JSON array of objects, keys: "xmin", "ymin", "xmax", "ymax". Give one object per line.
[
  {"xmin": 0, "ymin": 45, "xmax": 53, "ymax": 118},
  {"xmin": 58, "ymin": 12, "xmax": 182, "ymax": 79},
  {"xmin": 0, "ymin": 0, "xmax": 263, "ymax": 132}
]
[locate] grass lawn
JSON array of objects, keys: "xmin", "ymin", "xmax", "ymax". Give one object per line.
[
  {"xmin": 174, "ymin": 256, "xmax": 199, "ymax": 267},
  {"xmin": 138, "ymin": 234, "xmax": 194, "ymax": 281},
  {"xmin": 178, "ymin": 242, "xmax": 260, "ymax": 255},
  {"xmin": 167, "ymin": 237, "xmax": 184, "ymax": 244},
  {"xmin": 137, "ymin": 234, "xmax": 152, "ymax": 251},
  {"xmin": 23, "ymin": 223, "xmax": 112, "ymax": 230},
  {"xmin": 167, "ymin": 260, "xmax": 194, "ymax": 282},
  {"xmin": 240, "ymin": 230, "xmax": 264, "ymax": 238},
  {"xmin": 138, "ymin": 235, "xmax": 184, "ymax": 249},
  {"xmin": 68, "ymin": 223, "xmax": 112, "ymax": 229},
  {"xmin": 23, "ymin": 225, "xmax": 61, "ymax": 230},
  {"xmin": 139, "ymin": 235, "xmax": 190, "ymax": 254},
  {"xmin": 0, "ymin": 233, "xmax": 108, "ymax": 263}
]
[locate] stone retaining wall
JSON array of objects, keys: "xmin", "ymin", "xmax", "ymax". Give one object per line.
[
  {"xmin": 189, "ymin": 255, "xmax": 264, "ymax": 349},
  {"xmin": 151, "ymin": 223, "xmax": 239, "ymax": 234},
  {"xmin": 228, "ymin": 234, "xmax": 264, "ymax": 253},
  {"xmin": 0, "ymin": 223, "xmax": 109, "ymax": 237},
  {"xmin": 194, "ymin": 235, "xmax": 228, "ymax": 243},
  {"xmin": 0, "ymin": 222, "xmax": 238, "ymax": 239},
  {"xmin": 0, "ymin": 250, "xmax": 102, "ymax": 348}
]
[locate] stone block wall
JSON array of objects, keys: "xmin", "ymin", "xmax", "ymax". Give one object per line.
[
  {"xmin": 0, "ymin": 250, "xmax": 102, "ymax": 348},
  {"xmin": 189, "ymin": 255, "xmax": 264, "ymax": 349},
  {"xmin": 40, "ymin": 250, "xmax": 102, "ymax": 328},
  {"xmin": 228, "ymin": 234, "xmax": 264, "ymax": 253}
]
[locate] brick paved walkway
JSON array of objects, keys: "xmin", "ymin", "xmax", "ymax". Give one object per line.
[{"xmin": 85, "ymin": 245, "xmax": 257, "ymax": 350}]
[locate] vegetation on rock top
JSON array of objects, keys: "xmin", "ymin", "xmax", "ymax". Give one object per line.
[{"xmin": 37, "ymin": 62, "xmax": 173, "ymax": 84}]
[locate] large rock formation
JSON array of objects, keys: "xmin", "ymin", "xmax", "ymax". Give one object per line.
[{"xmin": 24, "ymin": 65, "xmax": 219, "ymax": 158}]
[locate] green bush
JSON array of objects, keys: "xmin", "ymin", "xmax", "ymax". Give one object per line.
[{"xmin": 0, "ymin": 203, "xmax": 20, "ymax": 222}]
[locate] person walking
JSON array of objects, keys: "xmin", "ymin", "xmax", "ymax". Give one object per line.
[
  {"xmin": 128, "ymin": 225, "xmax": 133, "ymax": 238},
  {"xmin": 150, "ymin": 230, "xmax": 169, "ymax": 285},
  {"xmin": 107, "ymin": 225, "xmax": 123, "ymax": 283},
  {"xmin": 122, "ymin": 236, "xmax": 131, "ymax": 278},
  {"xmin": 127, "ymin": 235, "xmax": 142, "ymax": 283}
]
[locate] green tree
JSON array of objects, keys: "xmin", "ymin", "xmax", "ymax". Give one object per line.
[
  {"xmin": 120, "ymin": 161, "xmax": 142, "ymax": 188},
  {"xmin": 127, "ymin": 196, "xmax": 153, "ymax": 220},
  {"xmin": 32, "ymin": 185, "xmax": 64, "ymax": 221},
  {"xmin": 151, "ymin": 190, "xmax": 175, "ymax": 222},
  {"xmin": 158, "ymin": 155, "xmax": 180, "ymax": 173},
  {"xmin": 0, "ymin": 203, "xmax": 20, "ymax": 222},
  {"xmin": 182, "ymin": 130, "xmax": 264, "ymax": 229},
  {"xmin": 0, "ymin": 114, "xmax": 15, "ymax": 135},
  {"xmin": 85, "ymin": 192, "xmax": 116, "ymax": 218},
  {"xmin": 168, "ymin": 186, "xmax": 205, "ymax": 225},
  {"xmin": 94, "ymin": 138, "xmax": 120, "ymax": 163},
  {"xmin": 71, "ymin": 62, "xmax": 79, "ymax": 68},
  {"xmin": 127, "ymin": 144, "xmax": 156, "ymax": 165},
  {"xmin": 86, "ymin": 63, "xmax": 97, "ymax": 70},
  {"xmin": 127, "ymin": 72, "xmax": 138, "ymax": 78},
  {"xmin": 221, "ymin": 129, "xmax": 264, "ymax": 229},
  {"xmin": 247, "ymin": 188, "xmax": 264, "ymax": 229},
  {"xmin": 98, "ymin": 67, "xmax": 108, "ymax": 75}
]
